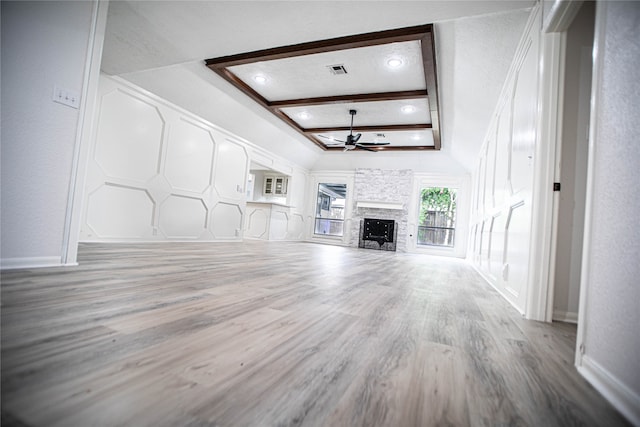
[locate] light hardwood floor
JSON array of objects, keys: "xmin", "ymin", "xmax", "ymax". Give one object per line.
[{"xmin": 1, "ymin": 241, "xmax": 630, "ymax": 426}]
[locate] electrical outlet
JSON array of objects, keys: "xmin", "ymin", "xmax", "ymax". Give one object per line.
[{"xmin": 53, "ymin": 85, "xmax": 80, "ymax": 109}]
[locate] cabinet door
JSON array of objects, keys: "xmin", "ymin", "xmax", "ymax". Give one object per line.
[
  {"xmin": 264, "ymin": 177, "xmax": 274, "ymax": 194},
  {"xmin": 274, "ymin": 177, "xmax": 284, "ymax": 194}
]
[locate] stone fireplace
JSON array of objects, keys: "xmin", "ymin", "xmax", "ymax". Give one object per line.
[{"xmin": 350, "ymin": 169, "xmax": 413, "ymax": 252}]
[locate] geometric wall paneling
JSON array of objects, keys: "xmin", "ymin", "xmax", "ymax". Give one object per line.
[
  {"xmin": 468, "ymin": 8, "xmax": 540, "ymax": 316},
  {"xmin": 509, "ymin": 37, "xmax": 538, "ymax": 195},
  {"xmin": 164, "ymin": 119, "xmax": 215, "ymax": 193},
  {"xmin": 94, "ymin": 89, "xmax": 164, "ymax": 182},
  {"xmin": 477, "ymin": 220, "xmax": 486, "ymax": 263},
  {"xmin": 269, "ymin": 210, "xmax": 288, "ymax": 240},
  {"xmin": 287, "ymin": 213, "xmax": 305, "ymax": 240},
  {"xmin": 471, "ymin": 223, "xmax": 479, "ymax": 257},
  {"xmin": 477, "ymin": 156, "xmax": 487, "ymax": 216},
  {"xmin": 494, "ymin": 106, "xmax": 512, "ymax": 206},
  {"xmin": 211, "ymin": 202, "xmax": 243, "ymax": 239},
  {"xmin": 483, "ymin": 137, "xmax": 496, "ymax": 210},
  {"xmin": 503, "ymin": 200, "xmax": 529, "ymax": 302},
  {"xmin": 86, "ymin": 184, "xmax": 155, "ymax": 238},
  {"xmin": 475, "ymin": 162, "xmax": 483, "ymax": 213},
  {"xmin": 246, "ymin": 207, "xmax": 269, "ymax": 239},
  {"xmin": 82, "ymin": 75, "xmax": 307, "ymax": 244},
  {"xmin": 213, "ymin": 138, "xmax": 249, "ymax": 201},
  {"xmin": 489, "ymin": 212, "xmax": 505, "ymax": 280},
  {"xmin": 480, "ymin": 217, "xmax": 492, "ymax": 268},
  {"xmin": 158, "ymin": 194, "xmax": 208, "ymax": 239}
]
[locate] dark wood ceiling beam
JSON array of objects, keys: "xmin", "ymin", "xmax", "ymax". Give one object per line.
[
  {"xmin": 205, "ymin": 23, "xmax": 441, "ymax": 151},
  {"xmin": 268, "ymin": 90, "xmax": 427, "ymax": 108},
  {"xmin": 304, "ymin": 123, "xmax": 432, "ymax": 133},
  {"xmin": 420, "ymin": 30, "xmax": 441, "ymax": 150},
  {"xmin": 324, "ymin": 145, "xmax": 437, "ymax": 152},
  {"xmin": 205, "ymin": 24, "xmax": 432, "ymax": 69}
]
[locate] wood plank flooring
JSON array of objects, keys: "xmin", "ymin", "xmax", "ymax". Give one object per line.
[{"xmin": 0, "ymin": 241, "xmax": 630, "ymax": 426}]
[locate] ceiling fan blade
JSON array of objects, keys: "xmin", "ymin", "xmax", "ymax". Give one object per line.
[
  {"xmin": 318, "ymin": 134, "xmax": 346, "ymax": 143},
  {"xmin": 357, "ymin": 142, "xmax": 390, "ymax": 146},
  {"xmin": 324, "ymin": 142, "xmax": 346, "ymax": 146},
  {"xmin": 352, "ymin": 133, "xmax": 362, "ymax": 143},
  {"xmin": 356, "ymin": 145, "xmax": 377, "ymax": 152}
]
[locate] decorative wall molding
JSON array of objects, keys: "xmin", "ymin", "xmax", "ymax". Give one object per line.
[
  {"xmin": 469, "ymin": 5, "xmax": 540, "ymax": 314},
  {"xmin": 81, "ymin": 75, "xmax": 309, "ymax": 244}
]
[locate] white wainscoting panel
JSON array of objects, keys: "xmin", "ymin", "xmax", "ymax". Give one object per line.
[
  {"xmin": 470, "ymin": 6, "xmax": 539, "ymax": 314},
  {"xmin": 81, "ymin": 76, "xmax": 249, "ymax": 242},
  {"xmin": 164, "ymin": 119, "xmax": 215, "ymax": 194}
]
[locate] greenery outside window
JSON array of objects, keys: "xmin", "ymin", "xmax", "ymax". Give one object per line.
[
  {"xmin": 418, "ymin": 187, "xmax": 457, "ymax": 247},
  {"xmin": 314, "ymin": 183, "xmax": 346, "ymax": 237}
]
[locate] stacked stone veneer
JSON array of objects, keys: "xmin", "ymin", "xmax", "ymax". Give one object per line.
[{"xmin": 350, "ymin": 169, "xmax": 413, "ymax": 252}]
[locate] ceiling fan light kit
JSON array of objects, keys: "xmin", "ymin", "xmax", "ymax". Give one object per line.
[{"xmin": 205, "ymin": 24, "xmax": 440, "ymax": 152}]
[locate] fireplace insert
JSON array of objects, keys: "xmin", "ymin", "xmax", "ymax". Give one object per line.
[{"xmin": 362, "ymin": 218, "xmax": 395, "ymax": 246}]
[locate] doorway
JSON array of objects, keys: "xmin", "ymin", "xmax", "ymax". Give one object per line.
[{"xmin": 551, "ymin": 2, "xmax": 595, "ymax": 323}]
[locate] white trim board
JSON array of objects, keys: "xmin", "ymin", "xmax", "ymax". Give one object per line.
[
  {"xmin": 1, "ymin": 257, "xmax": 77, "ymax": 270},
  {"xmin": 552, "ymin": 309, "xmax": 578, "ymax": 324},
  {"xmin": 577, "ymin": 356, "xmax": 640, "ymax": 427}
]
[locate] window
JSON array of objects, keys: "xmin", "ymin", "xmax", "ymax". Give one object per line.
[
  {"xmin": 314, "ymin": 183, "xmax": 346, "ymax": 237},
  {"xmin": 417, "ymin": 187, "xmax": 457, "ymax": 247}
]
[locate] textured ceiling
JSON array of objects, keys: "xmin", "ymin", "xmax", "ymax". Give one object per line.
[
  {"xmin": 207, "ymin": 27, "xmax": 438, "ymax": 151},
  {"xmin": 102, "ymin": 1, "xmax": 534, "ymax": 170}
]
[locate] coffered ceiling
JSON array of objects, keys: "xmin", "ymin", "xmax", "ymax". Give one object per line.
[
  {"xmin": 101, "ymin": 1, "xmax": 534, "ymax": 169},
  {"xmin": 206, "ymin": 25, "xmax": 439, "ymax": 152}
]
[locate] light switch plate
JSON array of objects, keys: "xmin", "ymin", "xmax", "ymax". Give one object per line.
[{"xmin": 53, "ymin": 85, "xmax": 80, "ymax": 109}]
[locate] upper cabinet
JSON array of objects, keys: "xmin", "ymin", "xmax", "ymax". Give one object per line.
[{"xmin": 263, "ymin": 175, "xmax": 288, "ymax": 196}]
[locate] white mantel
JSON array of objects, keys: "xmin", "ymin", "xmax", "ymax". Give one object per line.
[{"xmin": 355, "ymin": 201, "xmax": 404, "ymax": 210}]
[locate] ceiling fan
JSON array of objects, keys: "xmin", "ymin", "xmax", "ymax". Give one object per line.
[{"xmin": 319, "ymin": 110, "xmax": 390, "ymax": 152}]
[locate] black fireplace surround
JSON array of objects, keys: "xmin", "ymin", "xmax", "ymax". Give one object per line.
[{"xmin": 359, "ymin": 218, "xmax": 397, "ymax": 251}]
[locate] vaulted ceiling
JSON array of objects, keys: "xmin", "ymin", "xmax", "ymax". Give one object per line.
[{"xmin": 101, "ymin": 1, "xmax": 534, "ymax": 171}]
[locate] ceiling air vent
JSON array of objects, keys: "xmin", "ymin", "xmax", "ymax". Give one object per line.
[{"xmin": 328, "ymin": 64, "xmax": 348, "ymax": 75}]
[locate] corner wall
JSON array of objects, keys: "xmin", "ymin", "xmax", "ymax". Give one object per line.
[
  {"xmin": 576, "ymin": 2, "xmax": 640, "ymax": 424},
  {"xmin": 1, "ymin": 1, "xmax": 96, "ymax": 268}
]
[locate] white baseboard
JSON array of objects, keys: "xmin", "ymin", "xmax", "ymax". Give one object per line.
[
  {"xmin": 577, "ymin": 355, "xmax": 640, "ymax": 426},
  {"xmin": 552, "ymin": 309, "xmax": 578, "ymax": 324},
  {"xmin": 0, "ymin": 256, "xmax": 76, "ymax": 270}
]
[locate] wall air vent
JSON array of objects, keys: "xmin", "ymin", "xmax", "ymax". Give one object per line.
[{"xmin": 328, "ymin": 64, "xmax": 348, "ymax": 75}]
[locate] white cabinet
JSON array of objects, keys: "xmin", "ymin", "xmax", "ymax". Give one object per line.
[
  {"xmin": 263, "ymin": 175, "xmax": 288, "ymax": 195},
  {"xmin": 245, "ymin": 202, "xmax": 290, "ymax": 240}
]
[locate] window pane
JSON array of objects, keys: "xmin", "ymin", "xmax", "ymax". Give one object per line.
[
  {"xmin": 417, "ymin": 187, "xmax": 457, "ymax": 247},
  {"xmin": 315, "ymin": 183, "xmax": 346, "ymax": 237},
  {"xmin": 314, "ymin": 218, "xmax": 344, "ymax": 236}
]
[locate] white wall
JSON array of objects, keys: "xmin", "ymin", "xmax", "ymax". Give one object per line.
[
  {"xmin": 1, "ymin": 1, "xmax": 95, "ymax": 268},
  {"xmin": 576, "ymin": 2, "xmax": 640, "ymax": 425},
  {"xmin": 312, "ymin": 150, "xmax": 467, "ymax": 175},
  {"xmin": 469, "ymin": 6, "xmax": 540, "ymax": 314}
]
